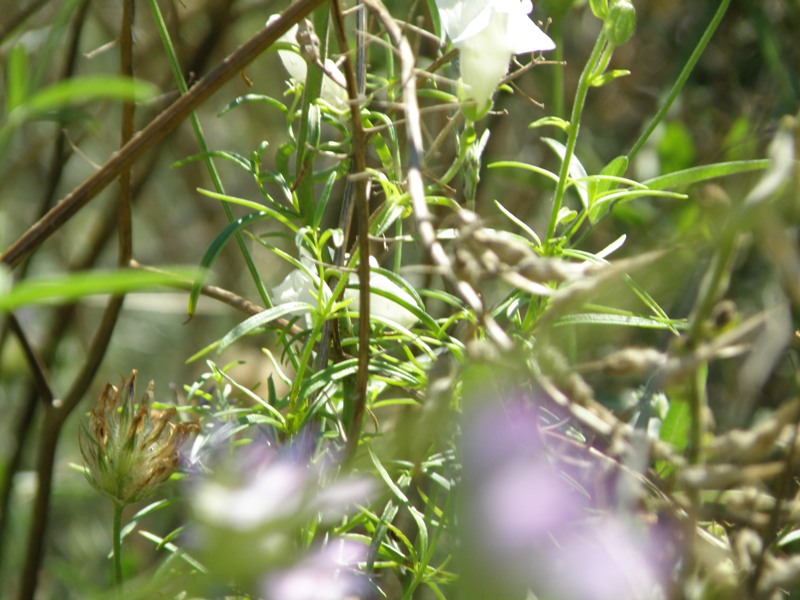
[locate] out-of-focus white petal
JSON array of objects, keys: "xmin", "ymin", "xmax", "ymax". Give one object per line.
[
  {"xmin": 320, "ymin": 58, "xmax": 349, "ymax": 107},
  {"xmin": 436, "ymin": 0, "xmax": 493, "ymax": 43},
  {"xmin": 193, "ymin": 461, "xmax": 307, "ymax": 530},
  {"xmin": 507, "ymin": 9, "xmax": 555, "ymax": 54},
  {"xmin": 267, "ymin": 14, "xmax": 348, "ymax": 107},
  {"xmin": 272, "ymin": 258, "xmax": 331, "ymax": 328},
  {"xmin": 344, "ymin": 257, "xmax": 419, "ymax": 329}
]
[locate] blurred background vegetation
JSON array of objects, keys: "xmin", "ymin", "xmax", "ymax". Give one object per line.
[{"xmin": 0, "ymin": 0, "xmax": 798, "ymax": 597}]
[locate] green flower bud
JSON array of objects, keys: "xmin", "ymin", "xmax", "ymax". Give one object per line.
[
  {"xmin": 588, "ymin": 0, "xmax": 609, "ymax": 19},
  {"xmin": 462, "ymin": 127, "xmax": 490, "ymax": 207},
  {"xmin": 79, "ymin": 371, "xmax": 198, "ymax": 507},
  {"xmin": 604, "ymin": 0, "xmax": 636, "ymax": 47}
]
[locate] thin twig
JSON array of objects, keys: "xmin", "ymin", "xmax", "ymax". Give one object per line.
[
  {"xmin": 5, "ymin": 315, "xmax": 56, "ymax": 407},
  {"xmin": 130, "ymin": 260, "xmax": 268, "ymax": 318},
  {"xmin": 1, "ymin": 0, "xmax": 326, "ymax": 270},
  {"xmin": 17, "ymin": 3, "xmax": 139, "ymax": 594}
]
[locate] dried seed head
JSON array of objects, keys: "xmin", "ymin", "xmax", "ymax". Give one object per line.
[{"xmin": 79, "ymin": 370, "xmax": 198, "ymax": 506}]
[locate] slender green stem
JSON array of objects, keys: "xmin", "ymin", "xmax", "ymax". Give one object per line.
[
  {"xmin": 147, "ymin": 0, "xmax": 271, "ymax": 309},
  {"xmin": 627, "ymin": 0, "xmax": 731, "ymax": 161},
  {"xmin": 112, "ymin": 502, "xmax": 124, "ymax": 589},
  {"xmin": 687, "ymin": 365, "xmax": 708, "ymax": 465},
  {"xmin": 545, "ymin": 34, "xmax": 608, "ymax": 251}
]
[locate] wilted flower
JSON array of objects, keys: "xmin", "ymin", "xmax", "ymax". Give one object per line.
[
  {"xmin": 79, "ymin": 370, "xmax": 198, "ymax": 507},
  {"xmin": 435, "ymin": 0, "xmax": 555, "ymax": 117}
]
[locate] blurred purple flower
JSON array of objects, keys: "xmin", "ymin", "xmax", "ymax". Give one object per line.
[
  {"xmin": 186, "ymin": 431, "xmax": 375, "ymax": 590},
  {"xmin": 462, "ymin": 395, "xmax": 585, "ymax": 551},
  {"xmin": 261, "ymin": 539, "xmax": 370, "ymax": 600},
  {"xmin": 555, "ymin": 517, "xmax": 663, "ymax": 600},
  {"xmin": 192, "ymin": 437, "xmax": 374, "ymax": 531},
  {"xmin": 460, "ymin": 392, "xmax": 667, "ymax": 599}
]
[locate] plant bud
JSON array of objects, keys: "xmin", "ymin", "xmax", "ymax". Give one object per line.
[
  {"xmin": 604, "ymin": 0, "xmax": 636, "ymax": 47},
  {"xmin": 79, "ymin": 370, "xmax": 198, "ymax": 506}
]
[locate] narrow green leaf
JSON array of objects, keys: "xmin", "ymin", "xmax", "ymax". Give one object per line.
[
  {"xmin": 5, "ymin": 76, "xmax": 157, "ymax": 129},
  {"xmin": 188, "ymin": 210, "xmax": 287, "ymax": 317},
  {"xmin": 6, "ymin": 45, "xmax": 29, "ymax": 113},
  {"xmin": 644, "ymin": 159, "xmax": 770, "ymax": 191},
  {"xmin": 587, "ymin": 155, "xmax": 629, "ymax": 209},
  {"xmin": 487, "ymin": 161, "xmax": 560, "ymax": 183},
  {"xmin": 0, "ymin": 268, "xmax": 198, "ymax": 313},
  {"xmin": 313, "ymin": 171, "xmax": 338, "ymax": 229},
  {"xmin": 528, "ymin": 116, "xmax": 571, "ymax": 132},
  {"xmin": 172, "ymin": 150, "xmax": 251, "ymax": 172},
  {"xmin": 543, "ymin": 137, "xmax": 589, "ymax": 209},
  {"xmin": 369, "ymin": 448, "xmax": 409, "ymax": 504},
  {"xmin": 553, "ymin": 313, "xmax": 687, "ymax": 330},
  {"xmin": 218, "ymin": 302, "xmax": 310, "ymax": 350},
  {"xmin": 589, "ymin": 69, "xmax": 631, "ymax": 87},
  {"xmin": 660, "ymin": 399, "xmax": 690, "ymax": 450},
  {"xmin": 217, "ymin": 93, "xmax": 289, "ymax": 116}
]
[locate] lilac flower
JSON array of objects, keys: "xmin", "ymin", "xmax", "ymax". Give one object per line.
[
  {"xmin": 192, "ymin": 443, "xmax": 374, "ymax": 532},
  {"xmin": 459, "ymin": 392, "xmax": 668, "ymax": 599},
  {"xmin": 554, "ymin": 518, "xmax": 663, "ymax": 600},
  {"xmin": 187, "ymin": 436, "xmax": 374, "ymax": 589}
]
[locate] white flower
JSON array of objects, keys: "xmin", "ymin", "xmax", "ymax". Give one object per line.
[
  {"xmin": 344, "ymin": 256, "xmax": 419, "ymax": 330},
  {"xmin": 272, "ymin": 256, "xmax": 331, "ymax": 329},
  {"xmin": 273, "ymin": 256, "xmax": 419, "ymax": 330},
  {"xmin": 267, "ymin": 14, "xmax": 348, "ymax": 107},
  {"xmin": 435, "ymin": 0, "xmax": 555, "ymax": 115}
]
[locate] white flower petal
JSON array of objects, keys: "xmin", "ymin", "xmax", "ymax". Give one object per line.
[
  {"xmin": 267, "ymin": 14, "xmax": 348, "ymax": 107},
  {"xmin": 435, "ymin": 0, "xmax": 492, "ymax": 42},
  {"xmin": 272, "ymin": 258, "xmax": 331, "ymax": 328},
  {"xmin": 344, "ymin": 257, "xmax": 419, "ymax": 330},
  {"xmin": 507, "ymin": 11, "xmax": 555, "ymax": 54},
  {"xmin": 434, "ymin": 0, "xmax": 555, "ymax": 111}
]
